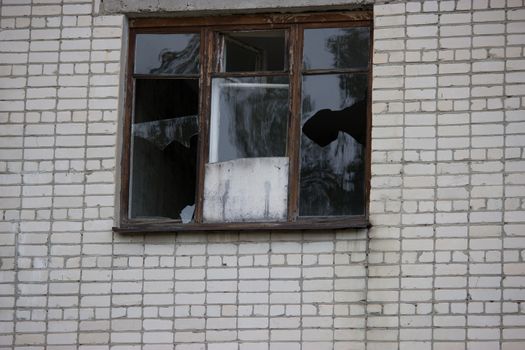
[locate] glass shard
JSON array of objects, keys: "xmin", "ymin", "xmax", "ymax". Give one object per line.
[
  {"xmin": 133, "ymin": 116, "xmax": 198, "ymax": 150},
  {"xmin": 221, "ymin": 30, "xmax": 286, "ymax": 72},
  {"xmin": 303, "ymin": 27, "xmax": 370, "ymax": 71},
  {"xmin": 135, "ymin": 33, "xmax": 200, "ymax": 75},
  {"xmin": 209, "ymin": 76, "xmax": 289, "ymax": 163},
  {"xmin": 180, "ymin": 204, "xmax": 195, "ymax": 224},
  {"xmin": 130, "ymin": 79, "xmax": 199, "ymax": 221},
  {"xmin": 299, "ymin": 73, "xmax": 368, "ymax": 216}
]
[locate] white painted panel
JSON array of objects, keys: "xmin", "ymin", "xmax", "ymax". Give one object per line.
[{"xmin": 203, "ymin": 157, "xmax": 289, "ymax": 222}]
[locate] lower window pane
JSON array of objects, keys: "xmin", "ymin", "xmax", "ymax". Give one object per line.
[
  {"xmin": 130, "ymin": 79, "xmax": 199, "ymax": 221},
  {"xmin": 204, "ymin": 76, "xmax": 290, "ymax": 222},
  {"xmin": 299, "ymin": 74, "xmax": 367, "ymax": 216}
]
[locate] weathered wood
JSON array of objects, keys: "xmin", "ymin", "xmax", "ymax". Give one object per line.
[
  {"xmin": 194, "ymin": 28, "xmax": 213, "ymax": 224},
  {"xmin": 302, "ymin": 68, "xmax": 369, "ymax": 75},
  {"xmin": 130, "ymin": 12, "xmax": 373, "ymax": 28},
  {"xmin": 287, "ymin": 24, "xmax": 302, "ymax": 221},
  {"xmin": 114, "ymin": 216, "xmax": 369, "ymax": 234},
  {"xmin": 132, "ymin": 74, "xmax": 200, "ymax": 79},
  {"xmin": 119, "ymin": 12, "xmax": 373, "ymax": 232},
  {"xmin": 119, "ymin": 29, "xmax": 137, "ymax": 224},
  {"xmin": 211, "ymin": 71, "xmax": 288, "ymax": 78},
  {"xmin": 365, "ymin": 21, "xmax": 373, "ymax": 224}
]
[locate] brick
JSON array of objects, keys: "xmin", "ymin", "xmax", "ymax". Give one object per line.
[{"xmin": 0, "ymin": 3, "xmax": 524, "ymax": 350}]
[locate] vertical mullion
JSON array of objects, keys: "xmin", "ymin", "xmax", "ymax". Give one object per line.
[
  {"xmin": 287, "ymin": 24, "xmax": 303, "ymax": 221},
  {"xmin": 194, "ymin": 28, "xmax": 214, "ymax": 223},
  {"xmin": 364, "ymin": 22, "xmax": 373, "ymax": 222},
  {"xmin": 120, "ymin": 29, "xmax": 136, "ymax": 224}
]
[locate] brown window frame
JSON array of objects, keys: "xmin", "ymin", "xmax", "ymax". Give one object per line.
[{"xmin": 114, "ymin": 11, "xmax": 373, "ymax": 233}]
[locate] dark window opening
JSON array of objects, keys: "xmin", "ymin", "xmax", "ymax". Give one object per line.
[{"xmin": 222, "ymin": 30, "xmax": 287, "ymax": 72}]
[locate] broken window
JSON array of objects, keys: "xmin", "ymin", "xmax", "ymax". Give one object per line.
[
  {"xmin": 300, "ymin": 74, "xmax": 367, "ymax": 217},
  {"xmin": 118, "ymin": 12, "xmax": 372, "ymax": 232},
  {"xmin": 129, "ymin": 33, "xmax": 200, "ymax": 222},
  {"xmin": 299, "ymin": 27, "xmax": 370, "ymax": 217}
]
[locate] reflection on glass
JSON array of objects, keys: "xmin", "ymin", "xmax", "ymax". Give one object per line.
[
  {"xmin": 130, "ymin": 79, "xmax": 199, "ymax": 221},
  {"xmin": 299, "ymin": 74, "xmax": 367, "ymax": 216},
  {"xmin": 303, "ymin": 27, "xmax": 370, "ymax": 70},
  {"xmin": 135, "ymin": 34, "xmax": 200, "ymax": 75},
  {"xmin": 222, "ymin": 31, "xmax": 286, "ymax": 72},
  {"xmin": 209, "ymin": 76, "xmax": 289, "ymax": 163}
]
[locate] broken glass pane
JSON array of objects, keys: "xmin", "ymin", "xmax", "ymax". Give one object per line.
[
  {"xmin": 303, "ymin": 27, "xmax": 370, "ymax": 71},
  {"xmin": 133, "ymin": 116, "xmax": 198, "ymax": 150},
  {"xmin": 130, "ymin": 79, "xmax": 199, "ymax": 221},
  {"xmin": 221, "ymin": 30, "xmax": 286, "ymax": 72},
  {"xmin": 135, "ymin": 33, "xmax": 200, "ymax": 75},
  {"xmin": 299, "ymin": 73, "xmax": 368, "ymax": 216},
  {"xmin": 209, "ymin": 76, "xmax": 289, "ymax": 163}
]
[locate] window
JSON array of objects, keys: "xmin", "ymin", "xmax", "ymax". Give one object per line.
[{"xmin": 116, "ymin": 12, "xmax": 372, "ymax": 232}]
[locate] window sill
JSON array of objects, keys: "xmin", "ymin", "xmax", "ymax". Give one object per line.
[{"xmin": 113, "ymin": 217, "xmax": 369, "ymax": 234}]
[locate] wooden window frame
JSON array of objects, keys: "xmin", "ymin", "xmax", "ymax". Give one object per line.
[{"xmin": 114, "ymin": 11, "xmax": 373, "ymax": 233}]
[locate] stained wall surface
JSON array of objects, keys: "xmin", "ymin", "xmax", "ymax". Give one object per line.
[{"xmin": 0, "ymin": 0, "xmax": 524, "ymax": 349}]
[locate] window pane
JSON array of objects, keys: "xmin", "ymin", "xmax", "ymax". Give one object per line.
[
  {"xmin": 204, "ymin": 76, "xmax": 290, "ymax": 223},
  {"xmin": 135, "ymin": 34, "xmax": 200, "ymax": 75},
  {"xmin": 303, "ymin": 27, "xmax": 370, "ymax": 70},
  {"xmin": 221, "ymin": 31, "xmax": 286, "ymax": 72},
  {"xmin": 209, "ymin": 76, "xmax": 289, "ymax": 163},
  {"xmin": 130, "ymin": 79, "xmax": 199, "ymax": 221},
  {"xmin": 299, "ymin": 74, "xmax": 367, "ymax": 216}
]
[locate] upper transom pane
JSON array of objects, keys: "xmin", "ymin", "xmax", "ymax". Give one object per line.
[
  {"xmin": 221, "ymin": 30, "xmax": 287, "ymax": 72},
  {"xmin": 134, "ymin": 33, "xmax": 200, "ymax": 75},
  {"xmin": 303, "ymin": 27, "xmax": 370, "ymax": 71}
]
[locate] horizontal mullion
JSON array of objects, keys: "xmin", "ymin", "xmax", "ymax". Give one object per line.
[
  {"xmin": 211, "ymin": 71, "xmax": 289, "ymax": 78},
  {"xmin": 133, "ymin": 74, "xmax": 200, "ymax": 80},
  {"xmin": 297, "ymin": 215, "xmax": 365, "ymax": 221},
  {"xmin": 301, "ymin": 68, "xmax": 369, "ymax": 75},
  {"xmin": 300, "ymin": 20, "xmax": 372, "ymax": 29}
]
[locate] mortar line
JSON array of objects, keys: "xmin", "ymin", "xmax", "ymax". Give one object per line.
[
  {"xmin": 331, "ymin": 231, "xmax": 335, "ymax": 349},
  {"xmin": 465, "ymin": 3, "xmax": 474, "ymax": 350},
  {"xmin": 76, "ymin": 0, "xmax": 95, "ymax": 346},
  {"xmin": 267, "ymin": 232, "xmax": 271, "ymax": 350},
  {"xmin": 45, "ymin": 0, "xmax": 60, "ymax": 346},
  {"xmin": 140, "ymin": 232, "xmax": 146, "ymax": 349},
  {"xmin": 204, "ymin": 232, "xmax": 209, "ymax": 349},
  {"xmin": 397, "ymin": 2, "xmax": 407, "ymax": 349},
  {"xmin": 236, "ymin": 233, "xmax": 240, "ymax": 350},
  {"xmin": 432, "ymin": 1, "xmax": 440, "ymax": 348},
  {"xmin": 499, "ymin": 1, "xmax": 510, "ymax": 348},
  {"xmin": 9, "ymin": 0, "xmax": 25, "ymax": 347},
  {"xmin": 296, "ymin": 231, "xmax": 302, "ymax": 349},
  {"xmin": 110, "ymin": 13, "xmax": 129, "ymax": 350}
]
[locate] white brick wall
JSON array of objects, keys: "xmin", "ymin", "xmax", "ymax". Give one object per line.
[
  {"xmin": 0, "ymin": 0, "xmax": 524, "ymax": 349},
  {"xmin": 372, "ymin": 1, "xmax": 525, "ymax": 350}
]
